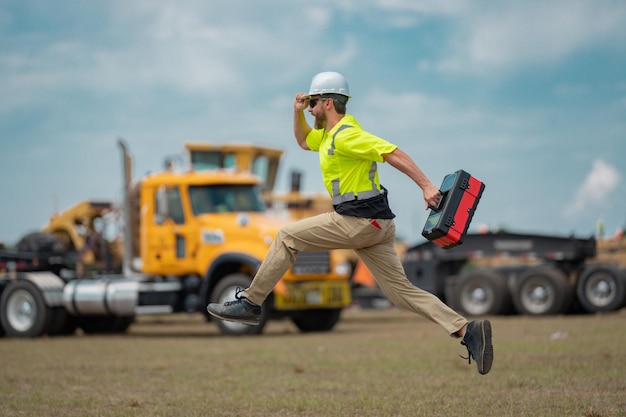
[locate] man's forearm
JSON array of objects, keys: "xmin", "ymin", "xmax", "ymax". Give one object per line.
[
  {"xmin": 294, "ymin": 111, "xmax": 311, "ymax": 150},
  {"xmin": 383, "ymin": 148, "xmax": 433, "ymax": 190}
]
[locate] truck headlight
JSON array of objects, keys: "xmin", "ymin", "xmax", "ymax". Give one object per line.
[{"xmin": 334, "ymin": 261, "xmax": 352, "ymax": 277}]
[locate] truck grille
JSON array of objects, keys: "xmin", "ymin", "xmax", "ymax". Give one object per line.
[{"xmin": 292, "ymin": 251, "xmax": 330, "ymax": 275}]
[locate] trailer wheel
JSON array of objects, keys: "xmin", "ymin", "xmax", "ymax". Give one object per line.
[
  {"xmin": 576, "ymin": 265, "xmax": 626, "ymax": 312},
  {"xmin": 0, "ymin": 280, "xmax": 51, "ymax": 337},
  {"xmin": 449, "ymin": 271, "xmax": 510, "ymax": 316},
  {"xmin": 210, "ymin": 273, "xmax": 268, "ymax": 336},
  {"xmin": 513, "ymin": 266, "xmax": 572, "ymax": 315},
  {"xmin": 291, "ymin": 308, "xmax": 342, "ymax": 332}
]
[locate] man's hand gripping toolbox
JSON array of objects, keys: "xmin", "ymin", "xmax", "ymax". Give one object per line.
[{"xmin": 421, "ymin": 169, "xmax": 485, "ymax": 249}]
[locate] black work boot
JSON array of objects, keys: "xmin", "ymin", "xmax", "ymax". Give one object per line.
[
  {"xmin": 207, "ymin": 288, "xmax": 261, "ymax": 326},
  {"xmin": 460, "ymin": 320, "xmax": 493, "ymax": 375}
]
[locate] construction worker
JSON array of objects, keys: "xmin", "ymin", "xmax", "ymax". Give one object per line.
[{"xmin": 208, "ymin": 71, "xmax": 494, "ymax": 375}]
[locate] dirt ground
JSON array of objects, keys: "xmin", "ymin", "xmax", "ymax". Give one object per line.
[{"xmin": 1, "ymin": 308, "xmax": 625, "ymax": 416}]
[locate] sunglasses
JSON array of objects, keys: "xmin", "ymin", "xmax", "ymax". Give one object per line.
[{"xmin": 308, "ymin": 97, "xmax": 330, "ymax": 108}]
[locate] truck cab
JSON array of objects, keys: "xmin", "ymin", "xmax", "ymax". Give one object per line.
[{"xmin": 137, "ymin": 170, "xmax": 270, "ymax": 276}]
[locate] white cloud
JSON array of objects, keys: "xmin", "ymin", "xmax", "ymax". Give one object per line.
[
  {"xmin": 0, "ymin": 2, "xmax": 322, "ymax": 115},
  {"xmin": 323, "ymin": 35, "xmax": 359, "ymax": 69},
  {"xmin": 3, "ymin": 0, "xmax": 624, "ymax": 117},
  {"xmin": 566, "ymin": 159, "xmax": 621, "ymax": 216},
  {"xmin": 373, "ymin": 0, "xmax": 469, "ymax": 16},
  {"xmin": 421, "ymin": 0, "xmax": 626, "ymax": 75}
]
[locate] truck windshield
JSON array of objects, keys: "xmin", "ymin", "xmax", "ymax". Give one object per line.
[{"xmin": 189, "ymin": 185, "xmax": 265, "ymax": 215}]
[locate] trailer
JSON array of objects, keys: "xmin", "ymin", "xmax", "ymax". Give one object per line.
[
  {"xmin": 0, "ymin": 233, "xmax": 74, "ymax": 276},
  {"xmin": 402, "ymin": 232, "xmax": 626, "ymax": 316}
]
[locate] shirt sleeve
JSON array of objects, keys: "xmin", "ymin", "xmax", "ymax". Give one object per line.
[
  {"xmin": 305, "ymin": 129, "xmax": 324, "ymax": 151},
  {"xmin": 336, "ymin": 128, "xmax": 397, "ymax": 162}
]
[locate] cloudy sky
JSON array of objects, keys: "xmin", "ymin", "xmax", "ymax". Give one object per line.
[{"xmin": 1, "ymin": 0, "xmax": 625, "ymax": 246}]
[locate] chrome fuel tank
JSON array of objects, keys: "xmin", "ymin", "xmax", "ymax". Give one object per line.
[{"xmin": 63, "ymin": 279, "xmax": 138, "ymax": 316}]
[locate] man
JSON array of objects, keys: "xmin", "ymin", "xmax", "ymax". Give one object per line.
[{"xmin": 208, "ymin": 71, "xmax": 493, "ymax": 375}]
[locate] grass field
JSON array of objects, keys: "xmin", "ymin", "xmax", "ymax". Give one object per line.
[{"xmin": 1, "ymin": 308, "xmax": 625, "ymax": 417}]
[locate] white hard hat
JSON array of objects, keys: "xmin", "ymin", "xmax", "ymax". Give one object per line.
[{"xmin": 305, "ymin": 71, "xmax": 351, "ymax": 98}]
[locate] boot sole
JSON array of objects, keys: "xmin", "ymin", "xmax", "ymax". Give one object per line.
[
  {"xmin": 206, "ymin": 306, "xmax": 260, "ymax": 326},
  {"xmin": 477, "ymin": 320, "xmax": 493, "ymax": 375}
]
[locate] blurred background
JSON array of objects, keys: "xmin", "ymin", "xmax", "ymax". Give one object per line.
[{"xmin": 1, "ymin": 0, "xmax": 625, "ymax": 245}]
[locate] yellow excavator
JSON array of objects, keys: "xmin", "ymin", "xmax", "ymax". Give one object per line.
[{"xmin": 13, "ymin": 201, "xmax": 124, "ymax": 277}]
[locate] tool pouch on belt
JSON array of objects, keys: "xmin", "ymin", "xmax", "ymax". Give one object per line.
[{"xmin": 333, "ymin": 186, "xmax": 395, "ymax": 219}]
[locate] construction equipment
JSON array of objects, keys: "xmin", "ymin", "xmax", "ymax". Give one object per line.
[
  {"xmin": 184, "ymin": 142, "xmax": 333, "ymax": 220},
  {"xmin": 0, "ymin": 140, "xmax": 352, "ymax": 338},
  {"xmin": 354, "ymin": 232, "xmax": 626, "ymax": 315},
  {"xmin": 404, "ymin": 232, "xmax": 625, "ymax": 315}
]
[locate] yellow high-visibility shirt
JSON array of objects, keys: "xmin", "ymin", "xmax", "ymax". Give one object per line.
[{"xmin": 306, "ymin": 115, "xmax": 397, "ymax": 204}]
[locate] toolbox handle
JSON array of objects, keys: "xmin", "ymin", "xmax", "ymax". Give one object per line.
[{"xmin": 428, "ymin": 190, "xmax": 447, "ymax": 212}]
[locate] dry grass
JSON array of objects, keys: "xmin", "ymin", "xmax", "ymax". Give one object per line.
[{"xmin": 1, "ymin": 308, "xmax": 625, "ymax": 417}]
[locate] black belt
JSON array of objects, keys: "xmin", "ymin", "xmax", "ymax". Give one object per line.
[{"xmin": 333, "ymin": 187, "xmax": 395, "ymax": 219}]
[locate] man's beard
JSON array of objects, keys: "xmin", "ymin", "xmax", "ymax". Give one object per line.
[{"xmin": 313, "ymin": 114, "xmax": 326, "ymax": 129}]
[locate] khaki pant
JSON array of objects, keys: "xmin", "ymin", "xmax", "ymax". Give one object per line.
[{"xmin": 243, "ymin": 211, "xmax": 467, "ymax": 336}]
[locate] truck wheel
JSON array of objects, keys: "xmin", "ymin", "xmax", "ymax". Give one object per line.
[
  {"xmin": 513, "ymin": 266, "xmax": 572, "ymax": 315},
  {"xmin": 449, "ymin": 271, "xmax": 510, "ymax": 316},
  {"xmin": 291, "ymin": 308, "xmax": 342, "ymax": 332},
  {"xmin": 78, "ymin": 316, "xmax": 134, "ymax": 334},
  {"xmin": 0, "ymin": 280, "xmax": 51, "ymax": 337},
  {"xmin": 576, "ymin": 265, "xmax": 626, "ymax": 312},
  {"xmin": 47, "ymin": 308, "xmax": 79, "ymax": 336},
  {"xmin": 210, "ymin": 273, "xmax": 268, "ymax": 336}
]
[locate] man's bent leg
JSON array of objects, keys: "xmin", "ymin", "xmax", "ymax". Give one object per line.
[
  {"xmin": 354, "ymin": 218, "xmax": 466, "ymax": 335},
  {"xmin": 358, "ymin": 243, "xmax": 467, "ymax": 335},
  {"xmin": 241, "ymin": 227, "xmax": 299, "ymax": 306},
  {"xmin": 208, "ymin": 212, "xmax": 358, "ymax": 325},
  {"xmin": 243, "ymin": 212, "xmax": 359, "ymax": 305},
  {"xmin": 356, "ymin": 223, "xmax": 493, "ymax": 374}
]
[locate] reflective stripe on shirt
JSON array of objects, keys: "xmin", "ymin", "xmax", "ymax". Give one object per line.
[{"xmin": 331, "ymin": 162, "xmax": 381, "ymax": 204}]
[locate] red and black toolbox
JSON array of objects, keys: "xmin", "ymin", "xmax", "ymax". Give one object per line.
[{"xmin": 422, "ymin": 169, "xmax": 485, "ymax": 249}]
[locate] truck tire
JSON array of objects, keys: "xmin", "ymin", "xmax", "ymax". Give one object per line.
[
  {"xmin": 513, "ymin": 266, "xmax": 572, "ymax": 315},
  {"xmin": 576, "ymin": 265, "xmax": 626, "ymax": 312},
  {"xmin": 448, "ymin": 270, "xmax": 510, "ymax": 316},
  {"xmin": 210, "ymin": 273, "xmax": 268, "ymax": 336},
  {"xmin": 77, "ymin": 316, "xmax": 134, "ymax": 334},
  {"xmin": 0, "ymin": 280, "xmax": 52, "ymax": 337},
  {"xmin": 47, "ymin": 307, "xmax": 79, "ymax": 336},
  {"xmin": 291, "ymin": 308, "xmax": 342, "ymax": 332},
  {"xmin": 0, "ymin": 307, "xmax": 5, "ymax": 337}
]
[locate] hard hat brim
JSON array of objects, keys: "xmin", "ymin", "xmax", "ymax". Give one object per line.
[{"xmin": 302, "ymin": 93, "xmax": 351, "ymax": 99}]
